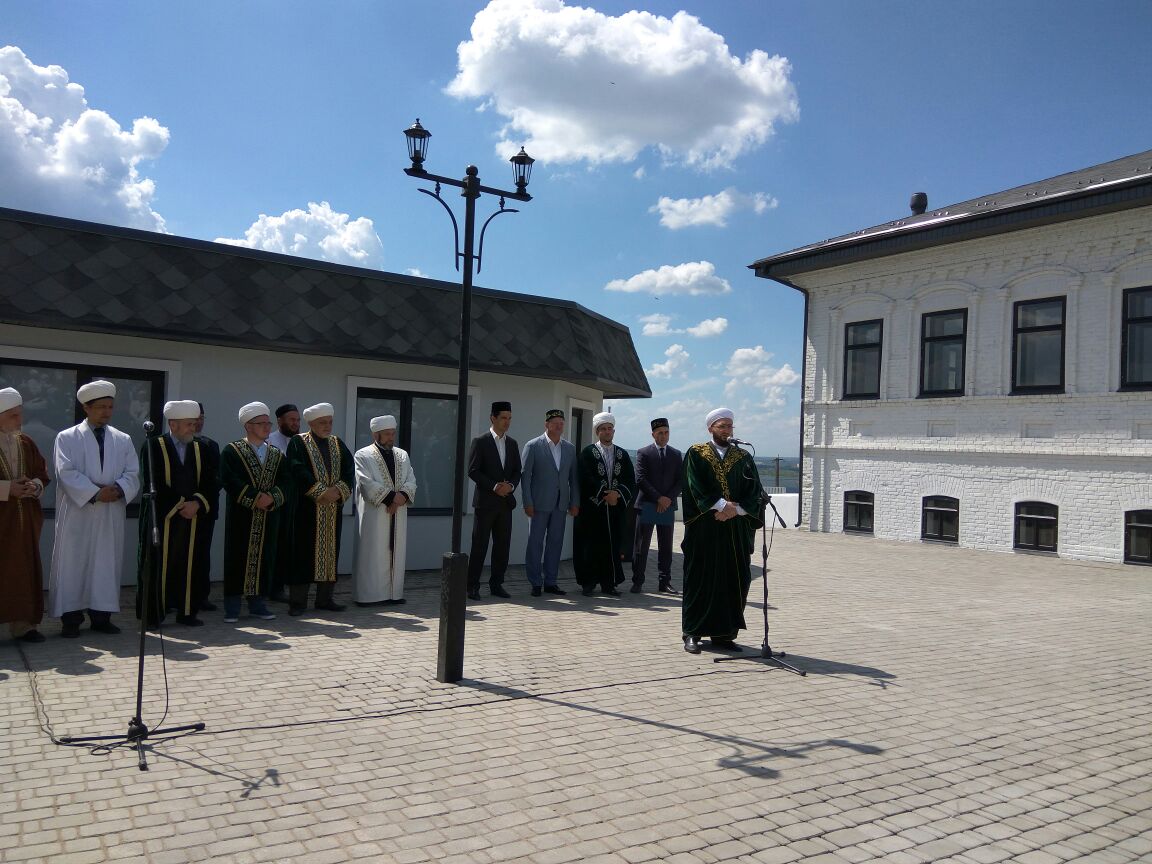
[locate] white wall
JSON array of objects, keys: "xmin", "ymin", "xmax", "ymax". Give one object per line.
[
  {"xmin": 1, "ymin": 325, "xmax": 606, "ymax": 583},
  {"xmin": 791, "ymin": 207, "xmax": 1152, "ymax": 562}
]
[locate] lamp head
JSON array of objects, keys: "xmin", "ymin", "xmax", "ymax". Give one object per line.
[
  {"xmin": 404, "ymin": 118, "xmax": 431, "ymax": 172},
  {"xmin": 510, "ymin": 147, "xmax": 534, "ymax": 194}
]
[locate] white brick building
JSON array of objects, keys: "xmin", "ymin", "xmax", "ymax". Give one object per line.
[{"xmin": 752, "ymin": 151, "xmax": 1152, "ymax": 564}]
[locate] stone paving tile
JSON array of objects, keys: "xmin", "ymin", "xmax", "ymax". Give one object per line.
[{"xmin": 2, "ymin": 528, "xmax": 1151, "ymax": 863}]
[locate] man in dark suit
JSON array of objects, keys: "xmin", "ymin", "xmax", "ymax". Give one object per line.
[
  {"xmin": 631, "ymin": 417, "xmax": 683, "ymax": 594},
  {"xmin": 466, "ymin": 401, "xmax": 522, "ymax": 601},
  {"xmin": 193, "ymin": 402, "xmax": 221, "ymax": 611}
]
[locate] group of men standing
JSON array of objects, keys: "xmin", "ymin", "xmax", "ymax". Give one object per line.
[{"xmin": 2, "ymin": 380, "xmax": 766, "ymax": 653}]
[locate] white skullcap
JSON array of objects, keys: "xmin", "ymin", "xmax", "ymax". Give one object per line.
[
  {"xmin": 164, "ymin": 400, "xmax": 201, "ymax": 420},
  {"xmin": 77, "ymin": 380, "xmax": 116, "ymax": 403},
  {"xmin": 0, "ymin": 387, "xmax": 21, "ymax": 413},
  {"xmin": 370, "ymin": 415, "xmax": 397, "ymax": 433},
  {"xmin": 705, "ymin": 408, "xmax": 734, "ymax": 429},
  {"xmin": 238, "ymin": 401, "xmax": 270, "ymax": 425},
  {"xmin": 593, "ymin": 412, "xmax": 615, "ymax": 429},
  {"xmin": 302, "ymin": 402, "xmax": 334, "ymax": 423}
]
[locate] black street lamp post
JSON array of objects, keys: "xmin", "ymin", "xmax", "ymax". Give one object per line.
[{"xmin": 402, "ymin": 119, "xmax": 534, "ymax": 683}]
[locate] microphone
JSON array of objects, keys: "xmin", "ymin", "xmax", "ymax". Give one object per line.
[
  {"xmin": 143, "ymin": 421, "xmax": 155, "ymax": 434},
  {"xmin": 729, "ymin": 437, "xmax": 753, "ymax": 447}
]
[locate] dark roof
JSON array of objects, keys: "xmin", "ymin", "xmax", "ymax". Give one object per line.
[
  {"xmin": 0, "ymin": 207, "xmax": 650, "ymax": 398},
  {"xmin": 751, "ymin": 149, "xmax": 1152, "ymax": 280}
]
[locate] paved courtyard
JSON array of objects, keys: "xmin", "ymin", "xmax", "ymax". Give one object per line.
[{"xmin": 2, "ymin": 528, "xmax": 1150, "ymax": 864}]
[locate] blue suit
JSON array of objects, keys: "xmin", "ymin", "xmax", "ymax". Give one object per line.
[{"xmin": 520, "ymin": 432, "xmax": 580, "ymax": 587}]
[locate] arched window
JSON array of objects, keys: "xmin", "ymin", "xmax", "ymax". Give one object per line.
[
  {"xmin": 1014, "ymin": 501, "xmax": 1058, "ymax": 552},
  {"xmin": 844, "ymin": 491, "xmax": 874, "ymax": 534},
  {"xmin": 922, "ymin": 496, "xmax": 959, "ymax": 542},
  {"xmin": 1124, "ymin": 510, "xmax": 1152, "ymax": 565}
]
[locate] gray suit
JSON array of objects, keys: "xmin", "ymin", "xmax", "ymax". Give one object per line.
[{"xmin": 520, "ymin": 432, "xmax": 580, "ymax": 587}]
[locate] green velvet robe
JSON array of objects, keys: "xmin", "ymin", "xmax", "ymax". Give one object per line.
[
  {"xmin": 680, "ymin": 442, "xmax": 764, "ymax": 639},
  {"xmin": 286, "ymin": 433, "xmax": 353, "ymax": 585},
  {"xmin": 573, "ymin": 443, "xmax": 635, "ymax": 590},
  {"xmin": 220, "ymin": 440, "xmax": 290, "ymax": 598}
]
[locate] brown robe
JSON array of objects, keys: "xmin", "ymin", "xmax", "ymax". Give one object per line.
[{"xmin": 0, "ymin": 434, "xmax": 50, "ymax": 626}]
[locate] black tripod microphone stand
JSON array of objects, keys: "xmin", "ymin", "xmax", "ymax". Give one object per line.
[
  {"xmin": 714, "ymin": 492, "xmax": 806, "ymax": 676},
  {"xmin": 59, "ymin": 420, "xmax": 205, "ymax": 770}
]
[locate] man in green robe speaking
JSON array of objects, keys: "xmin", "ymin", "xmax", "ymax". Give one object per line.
[{"xmin": 680, "ymin": 408, "xmax": 764, "ymax": 654}]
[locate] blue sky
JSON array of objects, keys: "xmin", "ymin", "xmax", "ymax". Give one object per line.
[{"xmin": 3, "ymin": 0, "xmax": 1151, "ymax": 453}]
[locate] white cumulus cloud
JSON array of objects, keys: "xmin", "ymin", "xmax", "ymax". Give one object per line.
[
  {"xmin": 646, "ymin": 343, "xmax": 692, "ymax": 379},
  {"xmin": 447, "ymin": 0, "xmax": 798, "ymax": 169},
  {"xmin": 651, "ymin": 188, "xmax": 777, "ymax": 229},
  {"xmin": 0, "ymin": 45, "xmax": 169, "ymax": 231},
  {"xmin": 685, "ymin": 317, "xmax": 728, "ymax": 338},
  {"xmin": 607, "ymin": 261, "xmax": 730, "ymax": 296},
  {"xmin": 639, "ymin": 313, "xmax": 674, "ymax": 336},
  {"xmin": 639, "ymin": 313, "xmax": 727, "ymax": 338},
  {"xmin": 723, "ymin": 345, "xmax": 800, "ymax": 407},
  {"xmin": 215, "ymin": 202, "xmax": 385, "ymax": 269}
]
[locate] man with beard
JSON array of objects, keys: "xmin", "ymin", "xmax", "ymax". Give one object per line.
[
  {"xmin": 192, "ymin": 403, "xmax": 221, "ymax": 612},
  {"xmin": 138, "ymin": 399, "xmax": 218, "ymax": 627},
  {"xmin": 50, "ymin": 380, "xmax": 141, "ymax": 638},
  {"xmin": 353, "ymin": 415, "xmax": 417, "ymax": 605},
  {"xmin": 0, "ymin": 388, "xmax": 50, "ymax": 643},
  {"xmin": 286, "ymin": 403, "xmax": 354, "ymax": 615},
  {"xmin": 267, "ymin": 404, "xmax": 299, "ymax": 602},
  {"xmin": 573, "ymin": 412, "xmax": 635, "ymax": 597},
  {"xmin": 680, "ymin": 408, "xmax": 765, "ymax": 654}
]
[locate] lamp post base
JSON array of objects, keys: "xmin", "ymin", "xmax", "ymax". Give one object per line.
[{"xmin": 437, "ymin": 553, "xmax": 468, "ymax": 682}]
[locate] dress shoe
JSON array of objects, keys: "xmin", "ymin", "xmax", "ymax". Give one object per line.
[
  {"xmin": 581, "ymin": 587, "xmax": 596, "ymax": 597},
  {"xmin": 683, "ymin": 635, "xmax": 702, "ymax": 654},
  {"xmin": 710, "ymin": 638, "xmax": 742, "ymax": 652},
  {"xmin": 542, "ymin": 585, "xmax": 566, "ymax": 595},
  {"xmin": 223, "ymin": 615, "xmax": 240, "ymax": 624},
  {"xmin": 19, "ymin": 629, "xmax": 46, "ymax": 643},
  {"xmin": 659, "ymin": 583, "xmax": 680, "ymax": 595},
  {"xmin": 270, "ymin": 589, "xmax": 291, "ymax": 603},
  {"xmin": 315, "ymin": 601, "xmax": 346, "ymax": 612},
  {"xmin": 288, "ymin": 605, "xmax": 306, "ymax": 616},
  {"xmin": 629, "ymin": 583, "xmax": 643, "ymax": 594},
  {"xmin": 385, "ymin": 598, "xmax": 407, "ymax": 605},
  {"xmin": 600, "ymin": 587, "xmax": 621, "ymax": 597},
  {"xmin": 490, "ymin": 587, "xmax": 512, "ymax": 599},
  {"xmin": 531, "ymin": 586, "xmax": 543, "ymax": 597},
  {"xmin": 175, "ymin": 615, "xmax": 203, "ymax": 627},
  {"xmin": 199, "ymin": 601, "xmax": 218, "ymax": 612},
  {"xmin": 90, "ymin": 620, "xmax": 121, "ymax": 634},
  {"xmin": 467, "ymin": 591, "xmax": 482, "ymax": 601}
]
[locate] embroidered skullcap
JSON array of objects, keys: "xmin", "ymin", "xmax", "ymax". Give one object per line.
[
  {"xmin": 491, "ymin": 401, "xmax": 511, "ymax": 415},
  {"xmin": 705, "ymin": 408, "xmax": 734, "ymax": 430},
  {"xmin": 164, "ymin": 400, "xmax": 200, "ymax": 420},
  {"xmin": 0, "ymin": 387, "xmax": 21, "ymax": 413},
  {"xmin": 370, "ymin": 415, "xmax": 397, "ymax": 433},
  {"xmin": 593, "ymin": 412, "xmax": 615, "ymax": 429},
  {"xmin": 650, "ymin": 417, "xmax": 669, "ymax": 431},
  {"xmin": 302, "ymin": 403, "xmax": 334, "ymax": 423},
  {"xmin": 77, "ymin": 380, "xmax": 116, "ymax": 403},
  {"xmin": 274, "ymin": 403, "xmax": 298, "ymax": 418},
  {"xmin": 545, "ymin": 409, "xmax": 564, "ymax": 421},
  {"xmin": 238, "ymin": 402, "xmax": 270, "ymax": 425}
]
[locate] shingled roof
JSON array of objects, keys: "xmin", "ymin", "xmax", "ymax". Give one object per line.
[
  {"xmin": 0, "ymin": 207, "xmax": 650, "ymax": 398},
  {"xmin": 751, "ymin": 148, "xmax": 1152, "ymax": 279}
]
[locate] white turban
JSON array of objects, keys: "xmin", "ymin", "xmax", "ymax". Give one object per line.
[
  {"xmin": 0, "ymin": 387, "xmax": 21, "ymax": 413},
  {"xmin": 303, "ymin": 402, "xmax": 334, "ymax": 423},
  {"xmin": 77, "ymin": 380, "xmax": 116, "ymax": 403},
  {"xmin": 593, "ymin": 412, "xmax": 615, "ymax": 429},
  {"xmin": 238, "ymin": 401, "xmax": 270, "ymax": 425},
  {"xmin": 705, "ymin": 408, "xmax": 734, "ymax": 430},
  {"xmin": 370, "ymin": 415, "xmax": 397, "ymax": 433},
  {"xmin": 163, "ymin": 400, "xmax": 201, "ymax": 420}
]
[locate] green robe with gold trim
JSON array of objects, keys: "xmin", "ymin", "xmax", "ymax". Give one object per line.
[
  {"xmin": 221, "ymin": 440, "xmax": 290, "ymax": 598},
  {"xmin": 680, "ymin": 441, "xmax": 764, "ymax": 639},
  {"xmin": 286, "ymin": 432, "xmax": 353, "ymax": 585}
]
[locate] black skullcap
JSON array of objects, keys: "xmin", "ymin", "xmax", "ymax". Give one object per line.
[
  {"xmin": 545, "ymin": 409, "xmax": 565, "ymax": 421},
  {"xmin": 650, "ymin": 417, "xmax": 669, "ymax": 431},
  {"xmin": 491, "ymin": 401, "xmax": 512, "ymax": 415},
  {"xmin": 275, "ymin": 403, "xmax": 299, "ymax": 418}
]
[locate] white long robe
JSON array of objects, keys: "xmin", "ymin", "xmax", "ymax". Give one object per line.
[
  {"xmin": 353, "ymin": 444, "xmax": 416, "ymax": 602},
  {"xmin": 48, "ymin": 422, "xmax": 141, "ymax": 616}
]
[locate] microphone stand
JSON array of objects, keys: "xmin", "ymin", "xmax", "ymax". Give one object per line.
[
  {"xmin": 59, "ymin": 420, "xmax": 205, "ymax": 770},
  {"xmin": 713, "ymin": 440, "xmax": 806, "ymax": 676}
]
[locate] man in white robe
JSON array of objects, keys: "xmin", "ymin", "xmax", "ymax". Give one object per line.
[
  {"xmin": 353, "ymin": 415, "xmax": 416, "ymax": 605},
  {"xmin": 49, "ymin": 380, "xmax": 141, "ymax": 637}
]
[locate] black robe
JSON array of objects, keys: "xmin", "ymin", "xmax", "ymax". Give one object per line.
[
  {"xmin": 680, "ymin": 442, "xmax": 764, "ymax": 639},
  {"xmin": 221, "ymin": 440, "xmax": 290, "ymax": 598},
  {"xmin": 286, "ymin": 432, "xmax": 353, "ymax": 585},
  {"xmin": 573, "ymin": 443, "xmax": 635, "ymax": 590}
]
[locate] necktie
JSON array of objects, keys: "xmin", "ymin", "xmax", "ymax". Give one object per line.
[
  {"xmin": 93, "ymin": 426, "xmax": 105, "ymax": 468},
  {"xmin": 659, "ymin": 447, "xmax": 665, "ymax": 461}
]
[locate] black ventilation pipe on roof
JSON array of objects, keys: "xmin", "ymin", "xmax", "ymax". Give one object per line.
[{"xmin": 910, "ymin": 192, "xmax": 928, "ymax": 215}]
